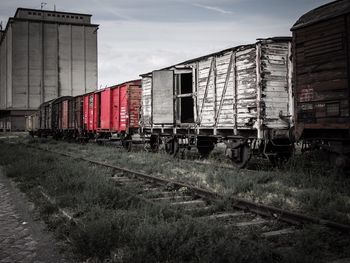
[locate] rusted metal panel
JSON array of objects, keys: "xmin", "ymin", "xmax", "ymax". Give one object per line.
[
  {"xmin": 128, "ymin": 85, "xmax": 142, "ymax": 130},
  {"xmin": 61, "ymin": 100, "xmax": 69, "ymax": 129},
  {"xmin": 73, "ymin": 95, "xmax": 83, "ymax": 130}
]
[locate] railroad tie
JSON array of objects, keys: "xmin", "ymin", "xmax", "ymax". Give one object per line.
[
  {"xmin": 201, "ymin": 211, "xmax": 246, "ymax": 220},
  {"xmin": 171, "ymin": 199, "xmax": 206, "ymax": 208},
  {"xmin": 150, "ymin": 195, "xmax": 193, "ymax": 202},
  {"xmin": 111, "ymin": 176, "xmax": 138, "ymax": 183},
  {"xmin": 232, "ymin": 218, "xmax": 269, "ymax": 227},
  {"xmin": 261, "ymin": 228, "xmax": 295, "ymax": 238}
]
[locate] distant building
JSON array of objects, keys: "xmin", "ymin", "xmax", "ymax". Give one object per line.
[{"xmin": 0, "ymin": 8, "xmax": 98, "ymax": 131}]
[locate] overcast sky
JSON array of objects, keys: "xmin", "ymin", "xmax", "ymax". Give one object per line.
[{"xmin": 1, "ymin": 0, "xmax": 331, "ymax": 88}]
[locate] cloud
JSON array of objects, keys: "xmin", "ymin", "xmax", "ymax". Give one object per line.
[
  {"xmin": 0, "ymin": 0, "xmax": 332, "ymax": 89},
  {"xmin": 193, "ymin": 3, "xmax": 233, "ymax": 14}
]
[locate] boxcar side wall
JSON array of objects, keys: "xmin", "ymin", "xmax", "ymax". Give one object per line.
[
  {"xmin": 293, "ymin": 15, "xmax": 350, "ymax": 140},
  {"xmin": 141, "ymin": 39, "xmax": 293, "ymax": 139}
]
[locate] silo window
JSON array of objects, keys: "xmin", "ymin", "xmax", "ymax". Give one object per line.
[
  {"xmin": 80, "ymin": 16, "xmax": 83, "ymax": 19},
  {"xmin": 48, "ymin": 13, "xmax": 51, "ymax": 16},
  {"xmin": 326, "ymin": 103, "xmax": 339, "ymax": 116},
  {"xmin": 28, "ymin": 12, "xmax": 32, "ymax": 15},
  {"xmin": 38, "ymin": 13, "xmax": 41, "ymax": 15}
]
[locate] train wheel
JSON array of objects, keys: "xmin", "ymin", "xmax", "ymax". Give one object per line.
[
  {"xmin": 165, "ymin": 138, "xmax": 179, "ymax": 157},
  {"xmin": 226, "ymin": 144, "xmax": 251, "ymax": 168}
]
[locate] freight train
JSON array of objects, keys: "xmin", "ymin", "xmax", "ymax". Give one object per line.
[{"xmin": 26, "ymin": 0, "xmax": 350, "ymax": 168}]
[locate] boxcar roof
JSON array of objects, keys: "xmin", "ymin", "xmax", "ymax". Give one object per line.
[
  {"xmin": 96, "ymin": 79, "xmax": 142, "ymax": 93},
  {"xmin": 140, "ymin": 37, "xmax": 291, "ymax": 77},
  {"xmin": 291, "ymin": 0, "xmax": 350, "ymax": 31},
  {"xmin": 39, "ymin": 96, "xmax": 73, "ymax": 107}
]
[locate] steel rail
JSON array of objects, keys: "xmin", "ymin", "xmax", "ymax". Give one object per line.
[{"xmin": 30, "ymin": 144, "xmax": 350, "ymax": 232}]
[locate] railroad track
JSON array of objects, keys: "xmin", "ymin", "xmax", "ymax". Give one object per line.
[{"xmin": 26, "ymin": 143, "xmax": 350, "ymax": 262}]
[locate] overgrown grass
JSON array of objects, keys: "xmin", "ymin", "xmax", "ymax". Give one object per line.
[
  {"xmin": 19, "ymin": 137, "xmax": 350, "ymax": 225},
  {"xmin": 0, "ymin": 142, "xmax": 280, "ymax": 262},
  {"xmin": 1, "ymin": 140, "xmax": 349, "ymax": 262}
]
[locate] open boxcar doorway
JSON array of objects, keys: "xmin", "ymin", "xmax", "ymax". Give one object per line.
[{"xmin": 176, "ymin": 72, "xmax": 194, "ymax": 124}]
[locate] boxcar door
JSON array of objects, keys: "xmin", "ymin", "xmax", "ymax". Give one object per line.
[{"xmin": 152, "ymin": 70, "xmax": 175, "ymax": 124}]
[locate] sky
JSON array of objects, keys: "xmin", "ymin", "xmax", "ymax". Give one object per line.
[{"xmin": 0, "ymin": 0, "xmax": 332, "ymax": 89}]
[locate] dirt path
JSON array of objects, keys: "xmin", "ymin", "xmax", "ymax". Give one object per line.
[{"xmin": 0, "ymin": 168, "xmax": 70, "ymax": 263}]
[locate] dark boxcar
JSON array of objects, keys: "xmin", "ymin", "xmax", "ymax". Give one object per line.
[
  {"xmin": 291, "ymin": 0, "xmax": 350, "ymax": 157},
  {"xmin": 38, "ymin": 96, "xmax": 73, "ymax": 137},
  {"xmin": 53, "ymin": 96, "xmax": 75, "ymax": 138}
]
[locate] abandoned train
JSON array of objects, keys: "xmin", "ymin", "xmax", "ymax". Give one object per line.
[{"xmin": 26, "ymin": 0, "xmax": 350, "ymax": 167}]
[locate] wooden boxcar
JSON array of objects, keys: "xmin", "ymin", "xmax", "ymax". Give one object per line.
[
  {"xmin": 140, "ymin": 37, "xmax": 293, "ymax": 167},
  {"xmin": 291, "ymin": 0, "xmax": 350, "ymax": 161}
]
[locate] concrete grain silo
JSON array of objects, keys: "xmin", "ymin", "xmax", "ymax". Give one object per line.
[{"xmin": 0, "ymin": 8, "xmax": 98, "ymax": 130}]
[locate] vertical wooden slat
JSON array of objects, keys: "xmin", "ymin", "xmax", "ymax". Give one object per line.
[
  {"xmin": 215, "ymin": 51, "xmax": 234, "ymax": 126},
  {"xmin": 287, "ymin": 42, "xmax": 294, "ymax": 123},
  {"xmin": 255, "ymin": 43, "xmax": 262, "ymax": 139},
  {"xmin": 233, "ymin": 52, "xmax": 237, "ymax": 135},
  {"xmin": 198, "ymin": 57, "xmax": 214, "ymax": 124},
  {"xmin": 213, "ymin": 57, "xmax": 217, "ymax": 127}
]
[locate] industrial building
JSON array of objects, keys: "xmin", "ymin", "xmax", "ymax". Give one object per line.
[{"xmin": 0, "ymin": 8, "xmax": 98, "ymax": 131}]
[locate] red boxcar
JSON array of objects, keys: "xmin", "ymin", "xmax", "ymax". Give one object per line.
[{"xmin": 82, "ymin": 80, "xmax": 141, "ymax": 138}]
